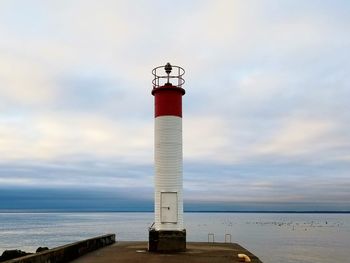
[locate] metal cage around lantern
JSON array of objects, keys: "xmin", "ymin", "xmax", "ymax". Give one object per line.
[{"xmin": 152, "ymin": 63, "xmax": 185, "ymax": 88}]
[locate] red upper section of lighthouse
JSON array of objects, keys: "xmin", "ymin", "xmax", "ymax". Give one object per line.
[
  {"xmin": 152, "ymin": 63, "xmax": 185, "ymax": 118},
  {"xmin": 152, "ymin": 84, "xmax": 185, "ymax": 118}
]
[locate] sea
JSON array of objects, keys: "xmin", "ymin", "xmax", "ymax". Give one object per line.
[{"xmin": 0, "ymin": 212, "xmax": 349, "ymax": 263}]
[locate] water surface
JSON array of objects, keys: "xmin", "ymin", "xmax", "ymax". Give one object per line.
[{"xmin": 0, "ymin": 212, "xmax": 349, "ymax": 263}]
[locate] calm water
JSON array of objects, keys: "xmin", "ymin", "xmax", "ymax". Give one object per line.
[{"xmin": 0, "ymin": 212, "xmax": 349, "ymax": 263}]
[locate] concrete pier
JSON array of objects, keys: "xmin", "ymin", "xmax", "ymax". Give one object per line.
[
  {"xmin": 72, "ymin": 241, "xmax": 263, "ymax": 263},
  {"xmin": 2, "ymin": 234, "xmax": 115, "ymax": 263}
]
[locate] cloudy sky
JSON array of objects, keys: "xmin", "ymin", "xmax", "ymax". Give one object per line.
[{"xmin": 0, "ymin": 0, "xmax": 349, "ymax": 211}]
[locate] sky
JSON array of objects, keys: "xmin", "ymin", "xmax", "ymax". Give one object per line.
[{"xmin": 0, "ymin": 0, "xmax": 349, "ymax": 211}]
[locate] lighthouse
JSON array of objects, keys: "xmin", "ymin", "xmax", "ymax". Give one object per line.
[{"xmin": 148, "ymin": 63, "xmax": 186, "ymax": 252}]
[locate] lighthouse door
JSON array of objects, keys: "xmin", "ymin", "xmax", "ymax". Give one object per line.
[{"xmin": 160, "ymin": 192, "xmax": 178, "ymax": 223}]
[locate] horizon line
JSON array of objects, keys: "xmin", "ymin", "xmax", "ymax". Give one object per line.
[{"xmin": 0, "ymin": 210, "xmax": 349, "ymax": 214}]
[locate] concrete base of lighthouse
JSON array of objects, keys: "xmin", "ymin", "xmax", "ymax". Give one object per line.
[{"xmin": 148, "ymin": 229, "xmax": 186, "ymax": 252}]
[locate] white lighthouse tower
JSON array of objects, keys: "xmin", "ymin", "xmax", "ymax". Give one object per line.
[{"xmin": 149, "ymin": 63, "xmax": 186, "ymax": 252}]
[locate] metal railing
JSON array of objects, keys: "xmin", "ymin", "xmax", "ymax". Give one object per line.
[
  {"xmin": 208, "ymin": 233, "xmax": 215, "ymax": 243},
  {"xmin": 207, "ymin": 233, "xmax": 232, "ymax": 243},
  {"xmin": 152, "ymin": 63, "xmax": 185, "ymax": 88},
  {"xmin": 225, "ymin": 234, "xmax": 232, "ymax": 243}
]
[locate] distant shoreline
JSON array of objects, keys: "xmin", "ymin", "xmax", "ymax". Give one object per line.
[{"xmin": 0, "ymin": 210, "xmax": 349, "ymax": 214}]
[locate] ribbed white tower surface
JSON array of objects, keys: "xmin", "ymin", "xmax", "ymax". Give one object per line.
[
  {"xmin": 154, "ymin": 116, "xmax": 183, "ymax": 230},
  {"xmin": 151, "ymin": 63, "xmax": 186, "ymax": 232}
]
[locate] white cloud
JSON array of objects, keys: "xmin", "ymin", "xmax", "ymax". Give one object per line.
[
  {"xmin": 0, "ymin": 113, "xmax": 153, "ymax": 163},
  {"xmin": 254, "ymin": 117, "xmax": 336, "ymax": 157},
  {"xmin": 0, "ymin": 53, "xmax": 57, "ymax": 106},
  {"xmin": 184, "ymin": 115, "xmax": 230, "ymax": 161},
  {"xmin": 0, "ymin": 0, "xmax": 349, "ymax": 208}
]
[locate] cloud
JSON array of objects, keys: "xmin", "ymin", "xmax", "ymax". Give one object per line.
[
  {"xmin": 0, "ymin": 53, "xmax": 57, "ymax": 106},
  {"xmin": 254, "ymin": 117, "xmax": 336, "ymax": 157},
  {"xmin": 0, "ymin": 113, "xmax": 153, "ymax": 162},
  {"xmin": 184, "ymin": 115, "xmax": 231, "ymax": 161},
  {"xmin": 0, "ymin": 0, "xmax": 349, "ymax": 210}
]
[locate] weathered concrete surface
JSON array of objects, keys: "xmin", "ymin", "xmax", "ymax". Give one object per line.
[
  {"xmin": 3, "ymin": 234, "xmax": 115, "ymax": 263},
  {"xmin": 148, "ymin": 230, "xmax": 186, "ymax": 252},
  {"xmin": 72, "ymin": 241, "xmax": 263, "ymax": 263}
]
